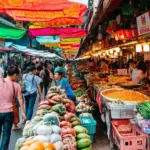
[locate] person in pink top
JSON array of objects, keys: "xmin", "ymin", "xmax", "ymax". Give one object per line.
[{"xmin": 0, "ymin": 65, "xmax": 26, "ymax": 150}]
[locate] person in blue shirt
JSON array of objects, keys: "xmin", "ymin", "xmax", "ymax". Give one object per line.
[
  {"xmin": 54, "ymin": 71, "xmax": 76, "ymax": 102},
  {"xmin": 54, "ymin": 61, "xmax": 66, "ymax": 74},
  {"xmin": 23, "ymin": 65, "xmax": 43, "ymax": 120}
]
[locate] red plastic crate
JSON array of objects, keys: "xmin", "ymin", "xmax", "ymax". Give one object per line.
[{"xmin": 112, "ymin": 120, "xmax": 147, "ymax": 150}]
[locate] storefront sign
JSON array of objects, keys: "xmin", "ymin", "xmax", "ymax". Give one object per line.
[{"xmin": 137, "ymin": 12, "xmax": 150, "ymax": 36}]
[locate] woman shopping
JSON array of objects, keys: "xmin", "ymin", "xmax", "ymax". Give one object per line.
[
  {"xmin": 23, "ymin": 65, "xmax": 43, "ymax": 121},
  {"xmin": 0, "ymin": 65, "xmax": 26, "ymax": 150},
  {"xmin": 54, "ymin": 71, "xmax": 76, "ymax": 102}
]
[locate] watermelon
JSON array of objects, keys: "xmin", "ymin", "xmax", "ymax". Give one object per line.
[
  {"xmin": 77, "ymin": 139, "xmax": 91, "ymax": 149},
  {"xmin": 73, "ymin": 125, "xmax": 88, "ymax": 134},
  {"xmin": 76, "ymin": 133, "xmax": 90, "ymax": 140}
]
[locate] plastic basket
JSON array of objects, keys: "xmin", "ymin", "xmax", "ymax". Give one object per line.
[
  {"xmin": 79, "ymin": 116, "xmax": 96, "ymax": 134},
  {"xmin": 89, "ymin": 134, "xmax": 94, "ymax": 143},
  {"xmin": 106, "ymin": 102, "xmax": 136, "ymax": 119},
  {"xmin": 112, "ymin": 120, "xmax": 147, "ymax": 150}
]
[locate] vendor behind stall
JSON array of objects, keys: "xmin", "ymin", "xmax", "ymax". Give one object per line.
[
  {"xmin": 100, "ymin": 59, "xmax": 109, "ymax": 73},
  {"xmin": 132, "ymin": 61, "xmax": 148, "ymax": 84},
  {"xmin": 54, "ymin": 71, "xmax": 76, "ymax": 102}
]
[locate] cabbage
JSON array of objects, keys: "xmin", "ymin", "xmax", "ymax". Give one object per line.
[
  {"xmin": 43, "ymin": 113, "xmax": 60, "ymax": 126},
  {"xmin": 34, "ymin": 135, "xmax": 50, "ymax": 142},
  {"xmin": 37, "ymin": 125, "xmax": 52, "ymax": 135},
  {"xmin": 51, "ymin": 125, "xmax": 61, "ymax": 134},
  {"xmin": 50, "ymin": 134, "xmax": 62, "ymax": 143},
  {"xmin": 15, "ymin": 137, "xmax": 26, "ymax": 150}
]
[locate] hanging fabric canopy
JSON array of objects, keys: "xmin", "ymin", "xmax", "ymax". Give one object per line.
[
  {"xmin": 29, "ymin": 18, "xmax": 83, "ymax": 28},
  {"xmin": 36, "ymin": 36, "xmax": 60, "ymax": 44},
  {"xmin": 61, "ymin": 37, "xmax": 81, "ymax": 42},
  {"xmin": 29, "ymin": 28, "xmax": 87, "ymax": 38},
  {"xmin": 0, "ymin": 24, "xmax": 26, "ymax": 39},
  {"xmin": 1, "ymin": 1, "xmax": 87, "ymax": 22}
]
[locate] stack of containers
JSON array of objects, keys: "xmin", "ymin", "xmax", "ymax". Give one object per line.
[{"xmin": 79, "ymin": 116, "xmax": 97, "ymax": 142}]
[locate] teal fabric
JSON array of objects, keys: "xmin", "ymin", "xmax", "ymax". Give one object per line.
[{"xmin": 36, "ymin": 36, "xmax": 60, "ymax": 44}]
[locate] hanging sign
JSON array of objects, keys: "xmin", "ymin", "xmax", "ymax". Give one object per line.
[{"xmin": 137, "ymin": 12, "xmax": 150, "ymax": 36}]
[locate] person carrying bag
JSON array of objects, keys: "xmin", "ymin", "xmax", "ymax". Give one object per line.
[{"xmin": 0, "ymin": 65, "xmax": 26, "ymax": 150}]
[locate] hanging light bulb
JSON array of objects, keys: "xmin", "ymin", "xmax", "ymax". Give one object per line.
[
  {"xmin": 116, "ymin": 47, "xmax": 120, "ymax": 52},
  {"xmin": 110, "ymin": 49, "xmax": 113, "ymax": 54},
  {"xmin": 143, "ymin": 43, "xmax": 150, "ymax": 52},
  {"xmin": 136, "ymin": 44, "xmax": 142, "ymax": 52},
  {"xmin": 103, "ymin": 53, "xmax": 106, "ymax": 56},
  {"xmin": 114, "ymin": 52, "xmax": 118, "ymax": 56},
  {"xmin": 106, "ymin": 51, "xmax": 109, "ymax": 55}
]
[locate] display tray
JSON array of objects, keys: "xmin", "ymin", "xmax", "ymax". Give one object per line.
[
  {"xmin": 101, "ymin": 88, "xmax": 150, "ymax": 105},
  {"xmin": 120, "ymin": 83, "xmax": 141, "ymax": 89}
]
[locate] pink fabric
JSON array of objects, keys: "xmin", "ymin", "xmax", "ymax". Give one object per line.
[
  {"xmin": 28, "ymin": 28, "xmax": 87, "ymax": 38},
  {"xmin": 96, "ymin": 93, "xmax": 104, "ymax": 114},
  {"xmin": 0, "ymin": 79, "xmax": 21, "ymax": 113}
]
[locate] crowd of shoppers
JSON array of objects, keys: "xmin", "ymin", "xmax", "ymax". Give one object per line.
[{"xmin": 0, "ymin": 59, "xmax": 75, "ymax": 149}]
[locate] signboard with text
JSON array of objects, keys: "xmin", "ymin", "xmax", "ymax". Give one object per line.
[{"xmin": 137, "ymin": 12, "xmax": 150, "ymax": 36}]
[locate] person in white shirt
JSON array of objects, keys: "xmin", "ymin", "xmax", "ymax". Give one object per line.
[{"xmin": 132, "ymin": 61, "xmax": 147, "ymax": 84}]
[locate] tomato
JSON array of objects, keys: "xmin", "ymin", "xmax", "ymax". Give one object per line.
[
  {"xmin": 60, "ymin": 121, "xmax": 72, "ymax": 128},
  {"xmin": 61, "ymin": 128, "xmax": 76, "ymax": 137}
]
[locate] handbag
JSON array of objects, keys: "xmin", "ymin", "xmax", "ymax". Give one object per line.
[
  {"xmin": 11, "ymin": 82, "xmax": 20, "ymax": 125},
  {"xmin": 12, "ymin": 82, "xmax": 20, "ymax": 107}
]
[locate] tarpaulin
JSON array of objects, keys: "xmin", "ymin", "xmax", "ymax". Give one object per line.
[
  {"xmin": 28, "ymin": 28, "xmax": 87, "ymax": 38},
  {"xmin": 0, "ymin": 24, "xmax": 26, "ymax": 39},
  {"xmin": 1, "ymin": 0, "xmax": 85, "ymax": 11},
  {"xmin": 36, "ymin": 36, "xmax": 60, "ymax": 44},
  {"xmin": 60, "ymin": 41, "xmax": 80, "ymax": 45},
  {"xmin": 29, "ymin": 17, "xmax": 84, "ymax": 29},
  {"xmin": 61, "ymin": 37, "xmax": 81, "ymax": 42},
  {"xmin": 29, "ymin": 18, "xmax": 84, "ymax": 28},
  {"xmin": 45, "ymin": 43, "xmax": 60, "ymax": 48},
  {"xmin": 3, "ymin": 1, "xmax": 87, "ymax": 22}
]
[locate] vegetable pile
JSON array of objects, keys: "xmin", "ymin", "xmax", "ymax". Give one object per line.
[
  {"xmin": 137, "ymin": 101, "xmax": 150, "ymax": 119},
  {"xmin": 16, "ymin": 87, "xmax": 93, "ymax": 150},
  {"xmin": 74, "ymin": 88, "xmax": 87, "ymax": 98},
  {"xmin": 73, "ymin": 125, "xmax": 92, "ymax": 150}
]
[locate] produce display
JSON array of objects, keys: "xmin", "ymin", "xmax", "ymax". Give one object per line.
[
  {"xmin": 73, "ymin": 125, "xmax": 92, "ymax": 150},
  {"xmin": 76, "ymin": 102, "xmax": 93, "ymax": 111},
  {"xmin": 102, "ymin": 89, "xmax": 150, "ymax": 102},
  {"xmin": 74, "ymin": 88, "xmax": 87, "ymax": 98},
  {"xmin": 137, "ymin": 101, "xmax": 150, "ymax": 119},
  {"xmin": 15, "ymin": 87, "xmax": 93, "ymax": 150},
  {"xmin": 108, "ymin": 75, "xmax": 130, "ymax": 84}
]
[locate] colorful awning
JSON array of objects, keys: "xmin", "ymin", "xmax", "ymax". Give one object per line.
[
  {"xmin": 36, "ymin": 36, "xmax": 60, "ymax": 44},
  {"xmin": 29, "ymin": 28, "xmax": 87, "ymax": 38},
  {"xmin": 0, "ymin": 24, "xmax": 26, "ymax": 39},
  {"xmin": 29, "ymin": 18, "xmax": 84, "ymax": 28},
  {"xmin": 1, "ymin": 1, "xmax": 87, "ymax": 22}
]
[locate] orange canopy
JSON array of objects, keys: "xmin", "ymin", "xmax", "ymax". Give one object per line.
[
  {"xmin": 29, "ymin": 18, "xmax": 83, "ymax": 28},
  {"xmin": 4, "ymin": 2, "xmax": 86, "ymax": 21},
  {"xmin": 1, "ymin": 0, "xmax": 72, "ymax": 10}
]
